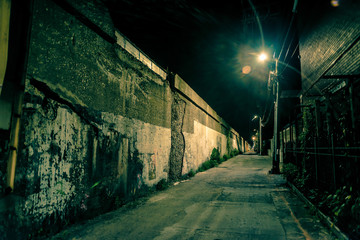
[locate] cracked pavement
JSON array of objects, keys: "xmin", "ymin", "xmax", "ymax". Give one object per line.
[{"xmin": 51, "ymin": 154, "xmax": 335, "ymax": 240}]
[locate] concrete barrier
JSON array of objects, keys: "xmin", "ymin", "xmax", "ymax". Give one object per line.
[{"xmin": 0, "ymin": 0, "xmax": 244, "ymax": 238}]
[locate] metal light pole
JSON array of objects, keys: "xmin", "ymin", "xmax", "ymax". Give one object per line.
[
  {"xmin": 272, "ymin": 58, "xmax": 280, "ymax": 173},
  {"xmin": 258, "ymin": 53, "xmax": 280, "ymax": 172},
  {"xmin": 259, "ymin": 116, "xmax": 262, "ymax": 155}
]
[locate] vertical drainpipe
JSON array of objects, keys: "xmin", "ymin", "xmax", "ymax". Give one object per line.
[
  {"xmin": 0, "ymin": 0, "xmax": 13, "ymax": 191},
  {"xmin": 6, "ymin": 90, "xmax": 24, "ymax": 191},
  {"xmin": 5, "ymin": 0, "xmax": 33, "ymax": 192},
  {"xmin": 0, "ymin": 0, "xmax": 11, "ymax": 95}
]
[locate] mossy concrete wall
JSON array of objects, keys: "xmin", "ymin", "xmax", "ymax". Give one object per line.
[{"xmin": 0, "ymin": 0, "xmax": 242, "ymax": 238}]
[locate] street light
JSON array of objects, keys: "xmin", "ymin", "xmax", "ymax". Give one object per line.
[
  {"xmin": 258, "ymin": 52, "xmax": 280, "ymax": 173},
  {"xmin": 258, "ymin": 52, "xmax": 268, "ymax": 62},
  {"xmin": 251, "ymin": 135, "xmax": 257, "ymax": 152}
]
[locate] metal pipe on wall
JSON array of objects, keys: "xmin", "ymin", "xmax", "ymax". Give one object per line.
[
  {"xmin": 0, "ymin": 0, "xmax": 11, "ymax": 95},
  {"xmin": 6, "ymin": 90, "xmax": 24, "ymax": 191}
]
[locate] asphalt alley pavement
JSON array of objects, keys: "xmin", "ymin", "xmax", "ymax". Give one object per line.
[{"xmin": 51, "ymin": 154, "xmax": 335, "ymax": 240}]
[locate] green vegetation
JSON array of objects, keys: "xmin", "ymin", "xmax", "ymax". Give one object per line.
[
  {"xmin": 283, "ymin": 162, "xmax": 360, "ymax": 236},
  {"xmin": 282, "ymin": 163, "xmax": 310, "ymax": 191},
  {"xmin": 318, "ymin": 186, "xmax": 360, "ymax": 234},
  {"xmin": 197, "ymin": 159, "xmax": 217, "ymax": 172},
  {"xmin": 210, "ymin": 147, "xmax": 220, "ymax": 162},
  {"xmin": 230, "ymin": 149, "xmax": 240, "ymax": 157},
  {"xmin": 155, "ymin": 148, "xmax": 241, "ymax": 193},
  {"xmin": 156, "ymin": 178, "xmax": 169, "ymax": 191},
  {"xmin": 187, "ymin": 169, "xmax": 196, "ymax": 177},
  {"xmin": 282, "ymin": 107, "xmax": 360, "ymax": 237},
  {"xmin": 195, "ymin": 147, "xmax": 240, "ymax": 174}
]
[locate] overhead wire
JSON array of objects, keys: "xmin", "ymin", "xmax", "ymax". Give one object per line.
[
  {"xmin": 291, "ymin": 42, "xmax": 299, "ymax": 58},
  {"xmin": 277, "ymin": 0, "xmax": 299, "ymax": 75},
  {"xmin": 247, "ymin": 0, "xmax": 265, "ymax": 50},
  {"xmin": 261, "ymin": 100, "xmax": 274, "ymax": 127},
  {"xmin": 245, "ymin": 0, "xmax": 299, "ymax": 129},
  {"xmin": 278, "ymin": 13, "xmax": 295, "ymax": 60},
  {"xmin": 278, "ymin": 31, "xmax": 297, "ymax": 76},
  {"xmin": 283, "ymin": 31, "xmax": 296, "ymax": 64},
  {"xmin": 278, "ymin": 0, "xmax": 298, "ymax": 59},
  {"xmin": 261, "ymin": 71, "xmax": 274, "ymax": 126},
  {"xmin": 260, "ymin": 0, "xmax": 299, "ymax": 127}
]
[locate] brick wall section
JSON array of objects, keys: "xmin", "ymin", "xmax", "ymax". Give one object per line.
[{"xmin": 298, "ymin": 1, "xmax": 360, "ymax": 94}]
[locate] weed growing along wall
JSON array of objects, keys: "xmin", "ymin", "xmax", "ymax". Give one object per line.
[{"xmin": 0, "ymin": 0, "xmax": 242, "ymax": 238}]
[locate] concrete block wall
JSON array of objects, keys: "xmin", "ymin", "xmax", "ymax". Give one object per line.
[{"xmin": 0, "ymin": 0, "xmax": 242, "ymax": 238}]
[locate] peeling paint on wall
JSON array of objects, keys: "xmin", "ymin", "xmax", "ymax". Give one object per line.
[
  {"xmin": 6, "ymin": 77, "xmax": 172, "ymax": 238},
  {"xmin": 0, "ymin": 0, "xmax": 241, "ymax": 238}
]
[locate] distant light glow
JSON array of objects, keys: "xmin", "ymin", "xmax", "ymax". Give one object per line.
[
  {"xmin": 242, "ymin": 65, "xmax": 252, "ymax": 74},
  {"xmin": 252, "ymin": 136, "xmax": 256, "ymax": 141},
  {"xmin": 330, "ymin": 0, "xmax": 339, "ymax": 7},
  {"xmin": 258, "ymin": 53, "xmax": 268, "ymax": 62}
]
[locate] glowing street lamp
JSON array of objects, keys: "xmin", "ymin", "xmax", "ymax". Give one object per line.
[{"xmin": 258, "ymin": 52, "xmax": 268, "ymax": 62}]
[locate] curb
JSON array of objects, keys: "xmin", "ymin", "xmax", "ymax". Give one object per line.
[{"xmin": 287, "ymin": 182, "xmax": 349, "ymax": 240}]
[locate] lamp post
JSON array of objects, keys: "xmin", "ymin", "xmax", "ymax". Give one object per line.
[
  {"xmin": 273, "ymin": 58, "xmax": 280, "ymax": 173},
  {"xmin": 258, "ymin": 53, "xmax": 280, "ymax": 173}
]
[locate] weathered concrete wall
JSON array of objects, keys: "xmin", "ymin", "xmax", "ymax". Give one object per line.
[
  {"xmin": 1, "ymin": 0, "xmax": 172, "ymax": 238},
  {"xmin": 173, "ymin": 75, "xmax": 241, "ymax": 174},
  {"xmin": 0, "ymin": 0, "xmax": 242, "ymax": 238}
]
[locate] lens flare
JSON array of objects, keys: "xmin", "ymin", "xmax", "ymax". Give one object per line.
[
  {"xmin": 242, "ymin": 65, "xmax": 252, "ymax": 74},
  {"xmin": 331, "ymin": 0, "xmax": 339, "ymax": 7}
]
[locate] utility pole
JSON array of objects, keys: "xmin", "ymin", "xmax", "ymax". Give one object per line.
[
  {"xmin": 259, "ymin": 116, "xmax": 262, "ymax": 155},
  {"xmin": 272, "ymin": 58, "xmax": 280, "ymax": 173}
]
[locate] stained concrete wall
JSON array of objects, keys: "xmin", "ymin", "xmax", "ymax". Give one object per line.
[
  {"xmin": 0, "ymin": 0, "xmax": 242, "ymax": 238},
  {"xmin": 172, "ymin": 75, "xmax": 241, "ymax": 174}
]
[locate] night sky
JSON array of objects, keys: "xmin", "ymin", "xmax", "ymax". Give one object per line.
[{"xmin": 105, "ymin": 0, "xmax": 301, "ymax": 141}]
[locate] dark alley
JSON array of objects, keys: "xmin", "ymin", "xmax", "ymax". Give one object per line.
[
  {"xmin": 1, "ymin": 0, "xmax": 359, "ymax": 239},
  {"xmin": 51, "ymin": 155, "xmax": 335, "ymax": 240}
]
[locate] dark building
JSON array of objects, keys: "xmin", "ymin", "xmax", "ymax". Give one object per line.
[{"xmin": 279, "ymin": 1, "xmax": 360, "ymax": 236}]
